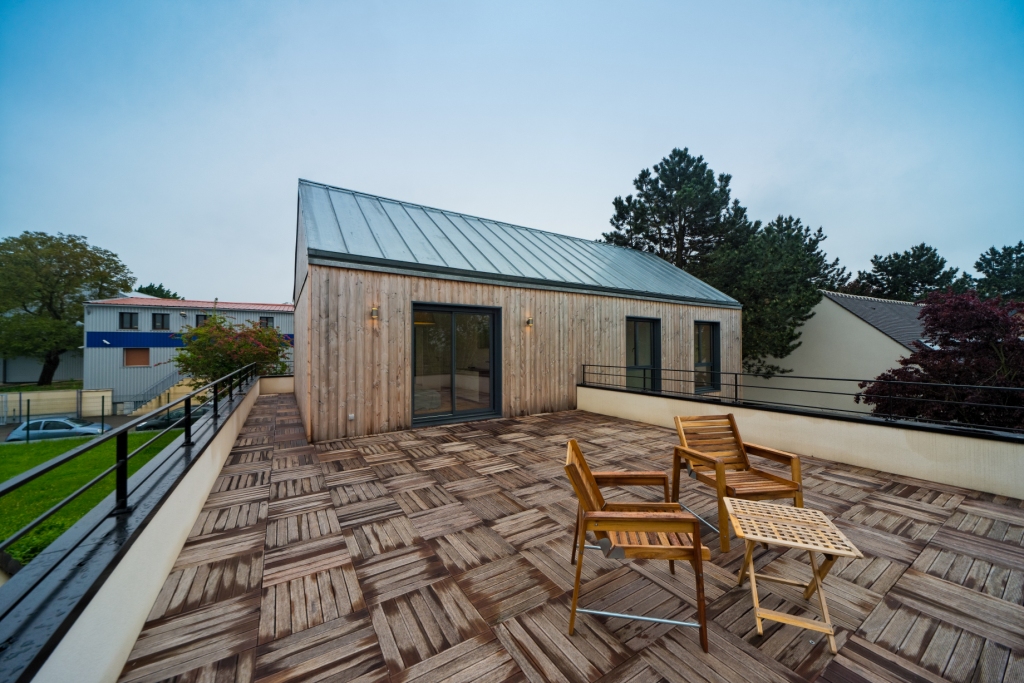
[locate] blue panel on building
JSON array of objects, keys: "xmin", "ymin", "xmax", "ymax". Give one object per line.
[
  {"xmin": 87, "ymin": 332, "xmax": 183, "ymax": 348},
  {"xmin": 86, "ymin": 332, "xmax": 295, "ymax": 348}
]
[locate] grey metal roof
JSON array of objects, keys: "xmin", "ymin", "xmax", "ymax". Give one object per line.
[
  {"xmin": 296, "ymin": 180, "xmax": 739, "ymax": 308},
  {"xmin": 823, "ymin": 291, "xmax": 925, "ymax": 350}
]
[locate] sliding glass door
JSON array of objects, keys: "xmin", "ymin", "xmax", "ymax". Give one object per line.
[
  {"xmin": 413, "ymin": 305, "xmax": 500, "ymax": 421},
  {"xmin": 626, "ymin": 317, "xmax": 661, "ymax": 391}
]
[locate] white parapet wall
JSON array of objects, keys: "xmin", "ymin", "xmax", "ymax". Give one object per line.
[
  {"xmin": 31, "ymin": 377, "xmax": 284, "ymax": 683},
  {"xmin": 577, "ymin": 386, "xmax": 1024, "ymax": 500}
]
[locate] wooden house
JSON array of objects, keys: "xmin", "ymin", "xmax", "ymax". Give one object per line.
[{"xmin": 292, "ymin": 180, "xmax": 742, "ymax": 440}]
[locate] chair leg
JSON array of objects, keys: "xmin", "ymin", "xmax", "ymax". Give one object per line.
[
  {"xmin": 570, "ymin": 504, "xmax": 580, "ymax": 565},
  {"xmin": 669, "ymin": 560, "xmax": 675, "ymax": 575},
  {"xmin": 671, "ymin": 454, "xmax": 681, "ymax": 502},
  {"xmin": 568, "ymin": 522, "xmax": 586, "ymax": 635},
  {"xmin": 718, "ymin": 497, "xmax": 730, "ymax": 553},
  {"xmin": 691, "ymin": 558, "xmax": 708, "ymax": 653},
  {"xmin": 795, "ymin": 490, "xmax": 804, "ymax": 508}
]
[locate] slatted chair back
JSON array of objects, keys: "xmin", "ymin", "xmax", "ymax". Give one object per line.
[
  {"xmin": 564, "ymin": 439, "xmax": 605, "ymax": 513},
  {"xmin": 675, "ymin": 414, "xmax": 750, "ymax": 470}
]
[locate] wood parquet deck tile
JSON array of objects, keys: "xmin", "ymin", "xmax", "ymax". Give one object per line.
[{"xmin": 120, "ymin": 398, "xmax": 1024, "ymax": 683}]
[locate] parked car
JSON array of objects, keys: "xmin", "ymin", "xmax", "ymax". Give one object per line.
[
  {"xmin": 135, "ymin": 404, "xmax": 211, "ymax": 431},
  {"xmin": 5, "ymin": 418, "xmax": 112, "ymax": 442}
]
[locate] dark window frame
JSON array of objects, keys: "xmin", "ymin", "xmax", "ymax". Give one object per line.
[
  {"xmin": 410, "ymin": 302, "xmax": 502, "ymax": 426},
  {"xmin": 119, "ymin": 312, "xmax": 138, "ymax": 330},
  {"xmin": 694, "ymin": 321, "xmax": 721, "ymax": 393},
  {"xmin": 626, "ymin": 316, "xmax": 661, "ymax": 392},
  {"xmin": 152, "ymin": 313, "xmax": 170, "ymax": 331},
  {"xmin": 195, "ymin": 314, "xmax": 208, "ymax": 326},
  {"xmin": 259, "ymin": 316, "xmax": 274, "ymax": 328}
]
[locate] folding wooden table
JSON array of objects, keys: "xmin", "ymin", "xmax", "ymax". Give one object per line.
[{"xmin": 724, "ymin": 497, "xmax": 862, "ymax": 653}]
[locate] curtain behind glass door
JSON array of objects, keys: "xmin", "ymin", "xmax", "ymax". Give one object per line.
[{"xmin": 414, "ymin": 311, "xmax": 452, "ymax": 416}]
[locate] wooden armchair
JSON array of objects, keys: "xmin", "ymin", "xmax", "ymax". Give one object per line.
[
  {"xmin": 672, "ymin": 414, "xmax": 803, "ymax": 553},
  {"xmin": 565, "ymin": 439, "xmax": 709, "ymax": 651}
]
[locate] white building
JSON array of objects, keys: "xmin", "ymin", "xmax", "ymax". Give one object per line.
[
  {"xmin": 743, "ymin": 291, "xmax": 926, "ymax": 415},
  {"xmin": 83, "ymin": 297, "xmax": 294, "ymax": 411}
]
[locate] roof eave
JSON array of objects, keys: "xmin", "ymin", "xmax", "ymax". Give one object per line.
[{"xmin": 307, "ymin": 250, "xmax": 742, "ymax": 309}]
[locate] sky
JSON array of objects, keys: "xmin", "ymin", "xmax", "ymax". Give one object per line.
[{"xmin": 1, "ymin": 1, "xmax": 1021, "ymax": 303}]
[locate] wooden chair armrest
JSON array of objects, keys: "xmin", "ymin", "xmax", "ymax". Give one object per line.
[
  {"xmin": 603, "ymin": 502, "xmax": 680, "ymax": 512},
  {"xmin": 593, "ymin": 471, "xmax": 668, "ymax": 487},
  {"xmin": 583, "ymin": 511, "xmax": 699, "ymax": 534},
  {"xmin": 744, "ymin": 442, "xmax": 799, "ymax": 463},
  {"xmin": 673, "ymin": 445, "xmax": 724, "ymax": 467}
]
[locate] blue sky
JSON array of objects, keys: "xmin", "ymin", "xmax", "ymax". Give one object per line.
[{"xmin": 1, "ymin": 1, "xmax": 1021, "ymax": 303}]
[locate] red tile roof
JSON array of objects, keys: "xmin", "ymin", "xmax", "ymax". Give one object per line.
[{"xmin": 88, "ymin": 297, "xmax": 294, "ymax": 312}]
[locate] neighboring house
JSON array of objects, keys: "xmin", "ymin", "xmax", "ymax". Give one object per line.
[
  {"xmin": 744, "ymin": 291, "xmax": 925, "ymax": 415},
  {"xmin": 292, "ymin": 179, "xmax": 743, "ymax": 441},
  {"xmin": 84, "ymin": 297, "xmax": 294, "ymax": 412},
  {"xmin": 1, "ymin": 351, "xmax": 83, "ymax": 385}
]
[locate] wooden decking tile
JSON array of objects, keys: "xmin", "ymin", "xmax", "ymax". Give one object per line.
[{"xmin": 121, "ymin": 399, "xmax": 1024, "ymax": 683}]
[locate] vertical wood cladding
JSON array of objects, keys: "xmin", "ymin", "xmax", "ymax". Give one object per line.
[{"xmin": 296, "ymin": 264, "xmax": 741, "ymax": 441}]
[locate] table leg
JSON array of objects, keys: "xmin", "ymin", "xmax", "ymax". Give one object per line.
[
  {"xmin": 808, "ymin": 551, "xmax": 837, "ymax": 654},
  {"xmin": 738, "ymin": 540, "xmax": 754, "ymax": 586},
  {"xmin": 803, "ymin": 553, "xmax": 836, "ymax": 600},
  {"xmin": 748, "ymin": 542, "xmax": 763, "ymax": 636}
]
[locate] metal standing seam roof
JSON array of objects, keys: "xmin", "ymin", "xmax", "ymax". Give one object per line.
[
  {"xmin": 88, "ymin": 297, "xmax": 294, "ymax": 313},
  {"xmin": 297, "ymin": 179, "xmax": 740, "ymax": 308},
  {"xmin": 822, "ymin": 291, "xmax": 925, "ymax": 350}
]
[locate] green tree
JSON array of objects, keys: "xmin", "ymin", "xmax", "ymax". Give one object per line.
[
  {"xmin": 0, "ymin": 232, "xmax": 134, "ymax": 385},
  {"xmin": 705, "ymin": 216, "xmax": 849, "ymax": 376},
  {"xmin": 136, "ymin": 282, "xmax": 182, "ymax": 299},
  {"xmin": 173, "ymin": 311, "xmax": 291, "ymax": 386},
  {"xmin": 844, "ymin": 243, "xmax": 969, "ymax": 301},
  {"xmin": 602, "ymin": 147, "xmax": 751, "ymax": 280},
  {"xmin": 975, "ymin": 241, "xmax": 1024, "ymax": 300}
]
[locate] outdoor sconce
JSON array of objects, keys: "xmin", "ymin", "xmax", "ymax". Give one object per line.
[
  {"xmin": 370, "ymin": 307, "xmax": 379, "ymax": 320},
  {"xmin": 526, "ymin": 317, "xmax": 534, "ymax": 327}
]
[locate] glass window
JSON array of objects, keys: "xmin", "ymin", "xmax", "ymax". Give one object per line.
[
  {"xmin": 44, "ymin": 421, "xmax": 73, "ymax": 430},
  {"xmin": 195, "ymin": 314, "xmax": 208, "ymax": 326},
  {"xmin": 626, "ymin": 318, "xmax": 660, "ymax": 390},
  {"xmin": 25, "ymin": 421, "xmax": 44, "ymax": 431},
  {"xmin": 694, "ymin": 322, "xmax": 720, "ymax": 391},
  {"xmin": 413, "ymin": 307, "xmax": 497, "ymax": 420},
  {"xmin": 119, "ymin": 312, "xmax": 138, "ymax": 329},
  {"xmin": 124, "ymin": 348, "xmax": 150, "ymax": 367},
  {"xmin": 259, "ymin": 316, "xmax": 274, "ymax": 328},
  {"xmin": 152, "ymin": 313, "xmax": 170, "ymax": 330}
]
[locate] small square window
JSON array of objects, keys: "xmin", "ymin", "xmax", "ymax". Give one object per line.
[
  {"xmin": 124, "ymin": 348, "xmax": 150, "ymax": 367},
  {"xmin": 196, "ymin": 314, "xmax": 208, "ymax": 326},
  {"xmin": 152, "ymin": 313, "xmax": 170, "ymax": 330},
  {"xmin": 119, "ymin": 312, "xmax": 138, "ymax": 329},
  {"xmin": 259, "ymin": 316, "xmax": 274, "ymax": 328}
]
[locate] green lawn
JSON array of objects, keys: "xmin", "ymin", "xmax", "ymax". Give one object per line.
[
  {"xmin": 0, "ymin": 380, "xmax": 83, "ymax": 393},
  {"xmin": 0, "ymin": 430, "xmax": 183, "ymax": 565}
]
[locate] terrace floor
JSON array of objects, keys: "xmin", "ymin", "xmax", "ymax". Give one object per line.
[{"xmin": 118, "ymin": 394, "xmax": 1024, "ymax": 683}]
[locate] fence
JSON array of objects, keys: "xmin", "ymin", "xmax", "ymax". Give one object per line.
[
  {"xmin": 580, "ymin": 365, "xmax": 1024, "ymax": 437},
  {"xmin": 0, "ymin": 389, "xmax": 114, "ymax": 426}
]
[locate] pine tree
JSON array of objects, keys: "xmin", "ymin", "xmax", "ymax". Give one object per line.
[
  {"xmin": 975, "ymin": 241, "xmax": 1024, "ymax": 300},
  {"xmin": 844, "ymin": 243, "xmax": 968, "ymax": 301}
]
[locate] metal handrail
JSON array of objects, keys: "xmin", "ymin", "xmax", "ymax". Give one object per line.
[
  {"xmin": 581, "ymin": 364, "xmax": 1024, "ymax": 436},
  {"xmin": 0, "ymin": 363, "xmax": 258, "ymax": 554}
]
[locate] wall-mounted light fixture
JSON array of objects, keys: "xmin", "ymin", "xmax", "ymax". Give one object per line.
[
  {"xmin": 370, "ymin": 306, "xmax": 379, "ymax": 320},
  {"xmin": 526, "ymin": 317, "xmax": 534, "ymax": 327}
]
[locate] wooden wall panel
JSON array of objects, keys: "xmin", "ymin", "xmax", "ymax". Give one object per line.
[
  {"xmin": 298, "ymin": 264, "xmax": 742, "ymax": 441},
  {"xmin": 293, "ymin": 276, "xmax": 311, "ymax": 439}
]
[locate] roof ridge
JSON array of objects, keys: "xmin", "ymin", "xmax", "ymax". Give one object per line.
[{"xmin": 821, "ymin": 290, "xmax": 921, "ymax": 306}]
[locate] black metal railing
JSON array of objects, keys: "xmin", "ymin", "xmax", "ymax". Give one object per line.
[
  {"xmin": 581, "ymin": 365, "xmax": 1024, "ymax": 437},
  {"xmin": 0, "ymin": 363, "xmax": 257, "ymax": 557}
]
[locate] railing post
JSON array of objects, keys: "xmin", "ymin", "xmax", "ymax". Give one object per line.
[
  {"xmin": 735, "ymin": 373, "xmax": 739, "ymax": 403},
  {"xmin": 213, "ymin": 380, "xmax": 219, "ymax": 419},
  {"xmin": 228, "ymin": 374, "xmax": 234, "ymax": 401},
  {"xmin": 114, "ymin": 430, "xmax": 129, "ymax": 514},
  {"xmin": 101, "ymin": 396, "xmax": 105, "ymax": 432},
  {"xmin": 26, "ymin": 399, "xmax": 30, "ymax": 444},
  {"xmin": 184, "ymin": 395, "xmax": 193, "ymax": 446}
]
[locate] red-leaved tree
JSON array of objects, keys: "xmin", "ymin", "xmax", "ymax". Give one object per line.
[{"xmin": 857, "ymin": 291, "xmax": 1024, "ymax": 431}]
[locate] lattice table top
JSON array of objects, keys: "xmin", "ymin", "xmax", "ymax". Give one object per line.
[{"xmin": 724, "ymin": 498, "xmax": 862, "ymax": 557}]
